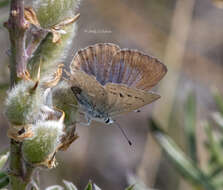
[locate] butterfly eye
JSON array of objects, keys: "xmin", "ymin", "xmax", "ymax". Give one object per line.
[{"xmin": 105, "ymin": 118, "xmax": 110, "ymax": 124}]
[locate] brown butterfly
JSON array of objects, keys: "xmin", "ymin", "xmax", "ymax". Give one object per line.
[{"xmin": 68, "ymin": 43, "xmax": 167, "ymax": 126}]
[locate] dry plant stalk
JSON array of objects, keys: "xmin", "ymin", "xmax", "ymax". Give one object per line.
[{"xmin": 137, "ymin": 0, "xmax": 195, "ymax": 187}]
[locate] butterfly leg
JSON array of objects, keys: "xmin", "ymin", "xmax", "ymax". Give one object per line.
[{"xmin": 79, "ymin": 114, "xmax": 92, "ymax": 127}]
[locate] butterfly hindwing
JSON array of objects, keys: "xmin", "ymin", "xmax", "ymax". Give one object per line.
[
  {"xmin": 104, "ymin": 83, "xmax": 160, "ymax": 116},
  {"xmin": 106, "ymin": 50, "xmax": 167, "ymax": 90}
]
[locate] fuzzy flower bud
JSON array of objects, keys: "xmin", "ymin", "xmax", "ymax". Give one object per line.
[
  {"xmin": 22, "ymin": 119, "xmax": 64, "ymax": 167},
  {"xmin": 4, "ymin": 80, "xmax": 43, "ymax": 125}
]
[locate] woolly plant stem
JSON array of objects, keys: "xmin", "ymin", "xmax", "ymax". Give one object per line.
[{"xmin": 5, "ymin": 0, "xmax": 34, "ymax": 189}]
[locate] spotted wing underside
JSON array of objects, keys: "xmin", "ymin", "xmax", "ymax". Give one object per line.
[{"xmin": 104, "ymin": 83, "xmax": 160, "ymax": 116}]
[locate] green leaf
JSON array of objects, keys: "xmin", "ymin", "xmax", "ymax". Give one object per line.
[
  {"xmin": 63, "ymin": 180, "xmax": 78, "ymax": 190},
  {"xmin": 204, "ymin": 123, "xmax": 223, "ymax": 176},
  {"xmin": 125, "ymin": 184, "xmax": 135, "ymax": 190},
  {"xmin": 213, "ymin": 89, "xmax": 223, "ymax": 115},
  {"xmin": 0, "ymin": 172, "xmax": 9, "ymax": 189},
  {"xmin": 212, "ymin": 112, "xmax": 223, "ymax": 131},
  {"xmin": 45, "ymin": 185, "xmax": 64, "ymax": 190},
  {"xmin": 84, "ymin": 181, "xmax": 101, "ymax": 190},
  {"xmin": 184, "ymin": 92, "xmax": 197, "ymax": 163},
  {"xmin": 149, "ymin": 119, "xmax": 216, "ymax": 190},
  {"xmin": 0, "ymin": 151, "xmax": 9, "ymax": 170},
  {"xmin": 84, "ymin": 181, "xmax": 92, "ymax": 190}
]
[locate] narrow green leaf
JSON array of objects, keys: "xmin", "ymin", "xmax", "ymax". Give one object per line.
[
  {"xmin": 45, "ymin": 185, "xmax": 64, "ymax": 190},
  {"xmin": 85, "ymin": 181, "xmax": 100, "ymax": 190},
  {"xmin": 63, "ymin": 180, "xmax": 78, "ymax": 190},
  {"xmin": 213, "ymin": 89, "xmax": 223, "ymax": 115},
  {"xmin": 208, "ymin": 166, "xmax": 223, "ymax": 179},
  {"xmin": 184, "ymin": 92, "xmax": 197, "ymax": 163},
  {"xmin": 0, "ymin": 172, "xmax": 9, "ymax": 189},
  {"xmin": 0, "ymin": 151, "xmax": 9, "ymax": 170},
  {"xmin": 205, "ymin": 123, "xmax": 223, "ymax": 168},
  {"xmin": 212, "ymin": 112, "xmax": 223, "ymax": 131},
  {"xmin": 84, "ymin": 181, "xmax": 92, "ymax": 190},
  {"xmin": 125, "ymin": 184, "xmax": 135, "ymax": 190},
  {"xmin": 149, "ymin": 119, "xmax": 216, "ymax": 190}
]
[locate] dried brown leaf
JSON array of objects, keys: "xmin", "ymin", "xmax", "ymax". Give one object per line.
[
  {"xmin": 52, "ymin": 13, "xmax": 80, "ymax": 30},
  {"xmin": 7, "ymin": 124, "xmax": 34, "ymax": 142},
  {"xmin": 43, "ymin": 64, "xmax": 64, "ymax": 87},
  {"xmin": 24, "ymin": 7, "xmax": 40, "ymax": 26}
]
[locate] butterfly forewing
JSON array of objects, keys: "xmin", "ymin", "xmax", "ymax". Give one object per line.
[
  {"xmin": 70, "ymin": 43, "xmax": 120, "ymax": 85},
  {"xmin": 106, "ymin": 50, "xmax": 167, "ymax": 90},
  {"xmin": 104, "ymin": 83, "xmax": 160, "ymax": 116}
]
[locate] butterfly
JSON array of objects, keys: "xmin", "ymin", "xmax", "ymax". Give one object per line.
[{"xmin": 68, "ymin": 43, "xmax": 167, "ymax": 127}]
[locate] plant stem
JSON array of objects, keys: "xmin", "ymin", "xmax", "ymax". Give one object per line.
[
  {"xmin": 5, "ymin": 0, "xmax": 29, "ymax": 83},
  {"xmin": 4, "ymin": 0, "xmax": 34, "ymax": 189}
]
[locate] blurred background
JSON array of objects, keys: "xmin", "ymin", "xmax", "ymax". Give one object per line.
[{"xmin": 1, "ymin": 0, "xmax": 223, "ymax": 189}]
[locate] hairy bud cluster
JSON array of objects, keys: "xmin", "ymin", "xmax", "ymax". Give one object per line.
[
  {"xmin": 4, "ymin": 0, "xmax": 81, "ymax": 169},
  {"xmin": 4, "ymin": 78, "xmax": 69, "ymax": 167}
]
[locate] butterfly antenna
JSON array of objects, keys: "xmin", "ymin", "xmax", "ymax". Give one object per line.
[{"xmin": 114, "ymin": 122, "xmax": 132, "ymax": 146}]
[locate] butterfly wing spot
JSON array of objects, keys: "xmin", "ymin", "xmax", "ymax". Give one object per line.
[
  {"xmin": 134, "ymin": 96, "xmax": 145, "ymax": 102},
  {"xmin": 71, "ymin": 86, "xmax": 82, "ymax": 94}
]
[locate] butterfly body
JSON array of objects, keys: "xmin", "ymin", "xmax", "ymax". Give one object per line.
[
  {"xmin": 68, "ymin": 43, "xmax": 167, "ymax": 125},
  {"xmin": 71, "ymin": 86, "xmax": 112, "ymax": 125}
]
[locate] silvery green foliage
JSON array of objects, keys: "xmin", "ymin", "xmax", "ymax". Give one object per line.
[
  {"xmin": 45, "ymin": 181, "xmax": 102, "ymax": 190},
  {"xmin": 5, "ymin": 80, "xmax": 43, "ymax": 125},
  {"xmin": 92, "ymin": 184, "xmax": 101, "ymax": 190},
  {"xmin": 22, "ymin": 120, "xmax": 64, "ymax": 164},
  {"xmin": 45, "ymin": 180, "xmax": 78, "ymax": 190},
  {"xmin": 0, "ymin": 151, "xmax": 9, "ymax": 170},
  {"xmin": 45, "ymin": 185, "xmax": 64, "ymax": 190},
  {"xmin": 44, "ymin": 179, "xmax": 152, "ymax": 190},
  {"xmin": 63, "ymin": 180, "xmax": 78, "ymax": 190}
]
